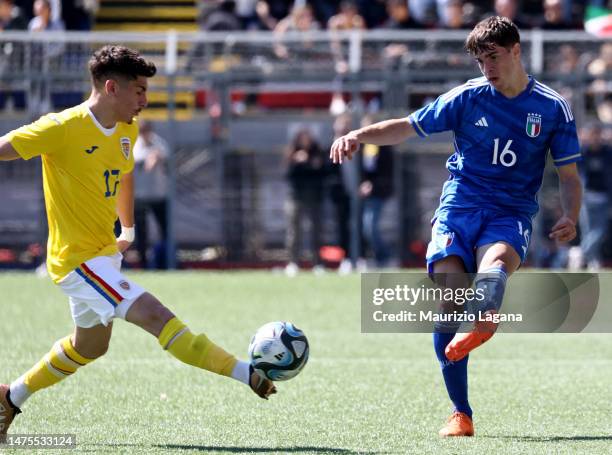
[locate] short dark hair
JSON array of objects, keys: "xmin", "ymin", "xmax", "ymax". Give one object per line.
[
  {"xmin": 465, "ymin": 16, "xmax": 521, "ymax": 55},
  {"xmin": 88, "ymin": 45, "xmax": 156, "ymax": 86}
]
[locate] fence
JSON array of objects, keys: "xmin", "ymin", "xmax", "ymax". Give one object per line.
[{"xmin": 0, "ymin": 30, "xmax": 609, "ymax": 269}]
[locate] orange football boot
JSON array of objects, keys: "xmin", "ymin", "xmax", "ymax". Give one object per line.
[
  {"xmin": 445, "ymin": 310, "xmax": 498, "ymax": 362},
  {"xmin": 439, "ymin": 411, "xmax": 474, "ymax": 437}
]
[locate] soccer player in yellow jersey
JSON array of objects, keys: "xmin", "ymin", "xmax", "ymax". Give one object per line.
[{"xmin": 0, "ymin": 45, "xmax": 275, "ymax": 435}]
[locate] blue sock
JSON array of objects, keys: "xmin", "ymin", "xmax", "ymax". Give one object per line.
[{"xmin": 433, "ymin": 331, "xmax": 472, "ymax": 419}]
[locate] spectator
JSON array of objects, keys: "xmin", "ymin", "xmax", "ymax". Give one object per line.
[
  {"xmin": 262, "ymin": 0, "xmax": 292, "ymax": 23},
  {"xmin": 275, "ymin": 2, "xmax": 321, "ymax": 33},
  {"xmin": 408, "ymin": 0, "xmax": 439, "ymax": 26},
  {"xmin": 492, "ymin": 0, "xmax": 531, "ymax": 30},
  {"xmin": 309, "ymin": 0, "xmax": 342, "ymax": 25},
  {"xmin": 274, "ymin": 3, "xmax": 321, "ymax": 60},
  {"xmin": 50, "ymin": 0, "xmax": 61, "ymax": 22},
  {"xmin": 328, "ymin": 0, "xmax": 365, "ymax": 30},
  {"xmin": 578, "ymin": 124, "xmax": 611, "ymax": 270},
  {"xmin": 588, "ymin": 42, "xmax": 612, "ymax": 78},
  {"xmin": 234, "ymin": 0, "xmax": 257, "ymax": 28},
  {"xmin": 186, "ymin": 0, "xmax": 241, "ymax": 72},
  {"xmin": 284, "ymin": 128, "xmax": 326, "ymax": 275},
  {"xmin": 597, "ymin": 95, "xmax": 612, "ymax": 124},
  {"xmin": 325, "ymin": 114, "xmax": 355, "ymax": 274},
  {"xmin": 62, "ymin": 0, "xmax": 98, "ymax": 31},
  {"xmin": 199, "ymin": 0, "xmax": 241, "ymax": 31},
  {"xmin": 588, "ymin": 43, "xmax": 612, "ymax": 123},
  {"xmin": 133, "ymin": 121, "xmax": 170, "ymax": 269},
  {"xmin": 384, "ymin": 0, "xmax": 425, "ymax": 29},
  {"xmin": 251, "ymin": 0, "xmax": 278, "ymax": 30},
  {"xmin": 355, "ymin": 0, "xmax": 387, "ymax": 28},
  {"xmin": 28, "ymin": 0, "xmax": 63, "ymax": 31},
  {"xmin": 328, "ymin": 1, "xmax": 365, "ymax": 73},
  {"xmin": 28, "ymin": 0, "xmax": 64, "ymax": 113},
  {"xmin": 553, "ymin": 44, "xmax": 580, "ymax": 74},
  {"xmin": 380, "ymin": 0, "xmax": 424, "ymax": 69},
  {"xmin": 441, "ymin": 0, "xmax": 470, "ymax": 29},
  {"xmin": 0, "ymin": 0, "xmax": 27, "ymax": 30},
  {"xmin": 359, "ymin": 115, "xmax": 394, "ymax": 267},
  {"xmin": 0, "ymin": 0, "xmax": 27, "ymax": 111},
  {"xmin": 539, "ymin": 0, "xmax": 575, "ymax": 30}
]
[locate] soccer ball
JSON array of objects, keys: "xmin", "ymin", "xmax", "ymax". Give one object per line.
[{"xmin": 248, "ymin": 321, "xmax": 309, "ymax": 381}]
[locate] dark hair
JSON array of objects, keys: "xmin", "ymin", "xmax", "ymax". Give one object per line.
[
  {"xmin": 465, "ymin": 16, "xmax": 520, "ymax": 55},
  {"xmin": 88, "ymin": 45, "xmax": 156, "ymax": 85}
]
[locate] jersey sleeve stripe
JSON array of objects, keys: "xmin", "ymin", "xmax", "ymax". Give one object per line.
[
  {"xmin": 534, "ymin": 83, "xmax": 574, "ymax": 121},
  {"xmin": 533, "ymin": 88, "xmax": 570, "ymax": 122},
  {"xmin": 534, "ymin": 82, "xmax": 573, "ymax": 117},
  {"xmin": 408, "ymin": 115, "xmax": 428, "ymax": 137},
  {"xmin": 440, "ymin": 80, "xmax": 488, "ymax": 103},
  {"xmin": 553, "ymin": 153, "xmax": 581, "ymax": 164},
  {"xmin": 536, "ymin": 86, "xmax": 573, "ymax": 121},
  {"xmin": 534, "ymin": 87, "xmax": 571, "ymax": 122},
  {"xmin": 440, "ymin": 84, "xmax": 468, "ymax": 103}
]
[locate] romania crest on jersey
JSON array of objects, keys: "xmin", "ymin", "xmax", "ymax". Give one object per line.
[{"xmin": 120, "ymin": 137, "xmax": 131, "ymax": 159}]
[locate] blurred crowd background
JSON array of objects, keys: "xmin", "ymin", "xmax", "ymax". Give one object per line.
[
  {"xmin": 0, "ymin": 0, "xmax": 610, "ymax": 274},
  {"xmin": 0, "ymin": 0, "xmax": 607, "ymax": 32}
]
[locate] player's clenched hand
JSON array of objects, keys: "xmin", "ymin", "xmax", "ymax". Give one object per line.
[
  {"xmin": 117, "ymin": 239, "xmax": 132, "ymax": 253},
  {"xmin": 116, "ymin": 225, "xmax": 135, "ymax": 252},
  {"xmin": 549, "ymin": 216, "xmax": 576, "ymax": 243},
  {"xmin": 330, "ymin": 132, "xmax": 360, "ymax": 164}
]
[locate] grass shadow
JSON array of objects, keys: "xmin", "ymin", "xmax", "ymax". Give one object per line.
[
  {"xmin": 88, "ymin": 444, "xmax": 385, "ymax": 454},
  {"xmin": 156, "ymin": 445, "xmax": 384, "ymax": 454}
]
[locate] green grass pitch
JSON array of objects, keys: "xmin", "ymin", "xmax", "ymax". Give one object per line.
[{"xmin": 1, "ymin": 271, "xmax": 611, "ymax": 454}]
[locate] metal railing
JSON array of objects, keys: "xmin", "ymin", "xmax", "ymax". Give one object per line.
[{"xmin": 0, "ymin": 30, "xmax": 609, "ymax": 268}]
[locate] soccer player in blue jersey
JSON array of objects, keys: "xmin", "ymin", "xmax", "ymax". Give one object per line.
[{"xmin": 330, "ymin": 16, "xmax": 582, "ymax": 437}]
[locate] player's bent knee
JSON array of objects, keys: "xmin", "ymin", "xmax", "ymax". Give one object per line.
[
  {"xmin": 126, "ymin": 292, "xmax": 175, "ymax": 337},
  {"xmin": 432, "ymin": 256, "xmax": 469, "ymax": 289},
  {"xmin": 432, "ymin": 255, "xmax": 467, "ymax": 274}
]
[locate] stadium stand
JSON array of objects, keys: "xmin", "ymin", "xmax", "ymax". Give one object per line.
[
  {"xmin": 95, "ymin": 0, "xmax": 198, "ymax": 32},
  {"xmin": 0, "ymin": 24, "xmax": 609, "ymax": 269}
]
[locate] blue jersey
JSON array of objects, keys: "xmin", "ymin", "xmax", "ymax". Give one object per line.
[{"xmin": 408, "ymin": 76, "xmax": 580, "ymax": 218}]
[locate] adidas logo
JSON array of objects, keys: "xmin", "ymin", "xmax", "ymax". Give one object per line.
[
  {"xmin": 274, "ymin": 352, "xmax": 285, "ymax": 361},
  {"xmin": 475, "ymin": 117, "xmax": 489, "ymax": 127}
]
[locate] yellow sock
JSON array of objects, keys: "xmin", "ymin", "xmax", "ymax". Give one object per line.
[
  {"xmin": 158, "ymin": 317, "xmax": 238, "ymax": 377},
  {"xmin": 23, "ymin": 336, "xmax": 94, "ymax": 393}
]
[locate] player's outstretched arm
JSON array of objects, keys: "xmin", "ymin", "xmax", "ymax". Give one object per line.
[
  {"xmin": 550, "ymin": 163, "xmax": 582, "ymax": 243},
  {"xmin": 116, "ymin": 171, "xmax": 135, "ymax": 252},
  {"xmin": 330, "ymin": 118, "xmax": 415, "ymax": 164},
  {"xmin": 0, "ymin": 137, "xmax": 21, "ymax": 161}
]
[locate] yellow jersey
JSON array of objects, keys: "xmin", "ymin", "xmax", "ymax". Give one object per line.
[{"xmin": 6, "ymin": 103, "xmax": 137, "ymax": 282}]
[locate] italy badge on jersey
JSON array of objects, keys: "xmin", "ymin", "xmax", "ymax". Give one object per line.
[
  {"xmin": 525, "ymin": 113, "xmax": 542, "ymax": 138},
  {"xmin": 120, "ymin": 137, "xmax": 131, "ymax": 159}
]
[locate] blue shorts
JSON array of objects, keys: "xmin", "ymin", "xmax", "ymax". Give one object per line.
[{"xmin": 426, "ymin": 208, "xmax": 532, "ymax": 273}]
